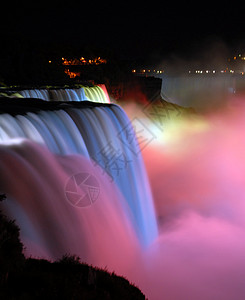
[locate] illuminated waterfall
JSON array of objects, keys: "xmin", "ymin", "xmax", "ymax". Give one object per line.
[
  {"xmin": 18, "ymin": 84, "xmax": 110, "ymax": 103},
  {"xmin": 2, "ymin": 93, "xmax": 245, "ymax": 299},
  {"xmin": 19, "ymin": 89, "xmax": 50, "ymax": 101},
  {"xmin": 160, "ymin": 74, "xmax": 238, "ymax": 111},
  {"xmin": 0, "ymin": 99, "xmax": 157, "ymax": 249}
]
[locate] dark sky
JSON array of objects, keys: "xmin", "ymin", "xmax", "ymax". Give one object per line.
[{"xmin": 2, "ymin": 2, "xmax": 245, "ymax": 62}]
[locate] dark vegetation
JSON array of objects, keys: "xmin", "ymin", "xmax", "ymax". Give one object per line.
[{"xmin": 0, "ymin": 194, "xmax": 146, "ymax": 299}]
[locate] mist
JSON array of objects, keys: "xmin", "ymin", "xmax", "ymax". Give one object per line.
[
  {"xmin": 121, "ymin": 97, "xmax": 245, "ymax": 299},
  {"xmin": 2, "ymin": 77, "xmax": 245, "ymax": 299},
  {"xmin": 146, "ymin": 38, "xmax": 245, "ymax": 112}
]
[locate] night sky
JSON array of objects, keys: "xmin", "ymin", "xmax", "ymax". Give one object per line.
[{"xmin": 2, "ymin": 2, "xmax": 245, "ymax": 63}]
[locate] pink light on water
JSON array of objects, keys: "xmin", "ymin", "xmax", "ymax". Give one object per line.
[
  {"xmin": 138, "ymin": 99, "xmax": 245, "ymax": 299},
  {"xmin": 2, "ymin": 95, "xmax": 245, "ymax": 299}
]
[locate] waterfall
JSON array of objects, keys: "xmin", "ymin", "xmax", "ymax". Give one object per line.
[
  {"xmin": 0, "ymin": 98, "xmax": 158, "ymax": 254},
  {"xmin": 18, "ymin": 89, "xmax": 50, "ymax": 101},
  {"xmin": 160, "ymin": 74, "xmax": 238, "ymax": 111},
  {"xmin": 2, "ymin": 92, "xmax": 245, "ymax": 299},
  {"xmin": 17, "ymin": 84, "xmax": 110, "ymax": 103}
]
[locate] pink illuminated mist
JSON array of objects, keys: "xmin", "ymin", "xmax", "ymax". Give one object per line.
[{"xmin": 1, "ymin": 91, "xmax": 245, "ymax": 299}]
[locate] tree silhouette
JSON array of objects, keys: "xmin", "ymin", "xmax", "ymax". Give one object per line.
[
  {"xmin": 0, "ymin": 195, "xmax": 145, "ymax": 299},
  {"xmin": 0, "ymin": 194, "xmax": 25, "ymax": 282}
]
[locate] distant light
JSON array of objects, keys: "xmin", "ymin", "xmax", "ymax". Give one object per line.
[
  {"xmin": 213, "ymin": 70, "xmax": 216, "ymax": 73},
  {"xmin": 49, "ymin": 60, "xmax": 52, "ymax": 63},
  {"xmin": 132, "ymin": 69, "xmax": 136, "ymax": 73},
  {"xmin": 64, "ymin": 68, "xmax": 80, "ymax": 78},
  {"xmin": 234, "ymin": 56, "xmax": 237, "ymax": 60}
]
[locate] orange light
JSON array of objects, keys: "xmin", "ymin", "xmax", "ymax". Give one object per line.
[
  {"xmin": 64, "ymin": 69, "xmax": 80, "ymax": 78},
  {"xmin": 62, "ymin": 57, "xmax": 107, "ymax": 66}
]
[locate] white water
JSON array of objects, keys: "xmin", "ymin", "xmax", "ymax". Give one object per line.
[
  {"xmin": 18, "ymin": 84, "xmax": 110, "ymax": 103},
  {"xmin": 159, "ymin": 74, "xmax": 244, "ymax": 111},
  {"xmin": 2, "ymin": 94, "xmax": 245, "ymax": 299},
  {"xmin": 0, "ymin": 104, "xmax": 157, "ymax": 246}
]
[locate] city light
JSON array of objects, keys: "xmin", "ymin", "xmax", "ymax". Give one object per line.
[
  {"xmin": 131, "ymin": 69, "xmax": 164, "ymax": 75},
  {"xmin": 64, "ymin": 69, "xmax": 81, "ymax": 78},
  {"xmin": 53, "ymin": 52, "xmax": 245, "ymax": 78},
  {"xmin": 131, "ymin": 52, "xmax": 245, "ymax": 76},
  {"xmin": 62, "ymin": 57, "xmax": 107, "ymax": 66}
]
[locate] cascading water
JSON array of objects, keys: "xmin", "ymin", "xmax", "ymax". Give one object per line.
[
  {"xmin": 19, "ymin": 89, "xmax": 50, "ymax": 101},
  {"xmin": 0, "ymin": 98, "xmax": 157, "ymax": 248},
  {"xmin": 17, "ymin": 84, "xmax": 110, "ymax": 103},
  {"xmin": 159, "ymin": 74, "xmax": 240, "ymax": 111},
  {"xmin": 2, "ymin": 90, "xmax": 245, "ymax": 299}
]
